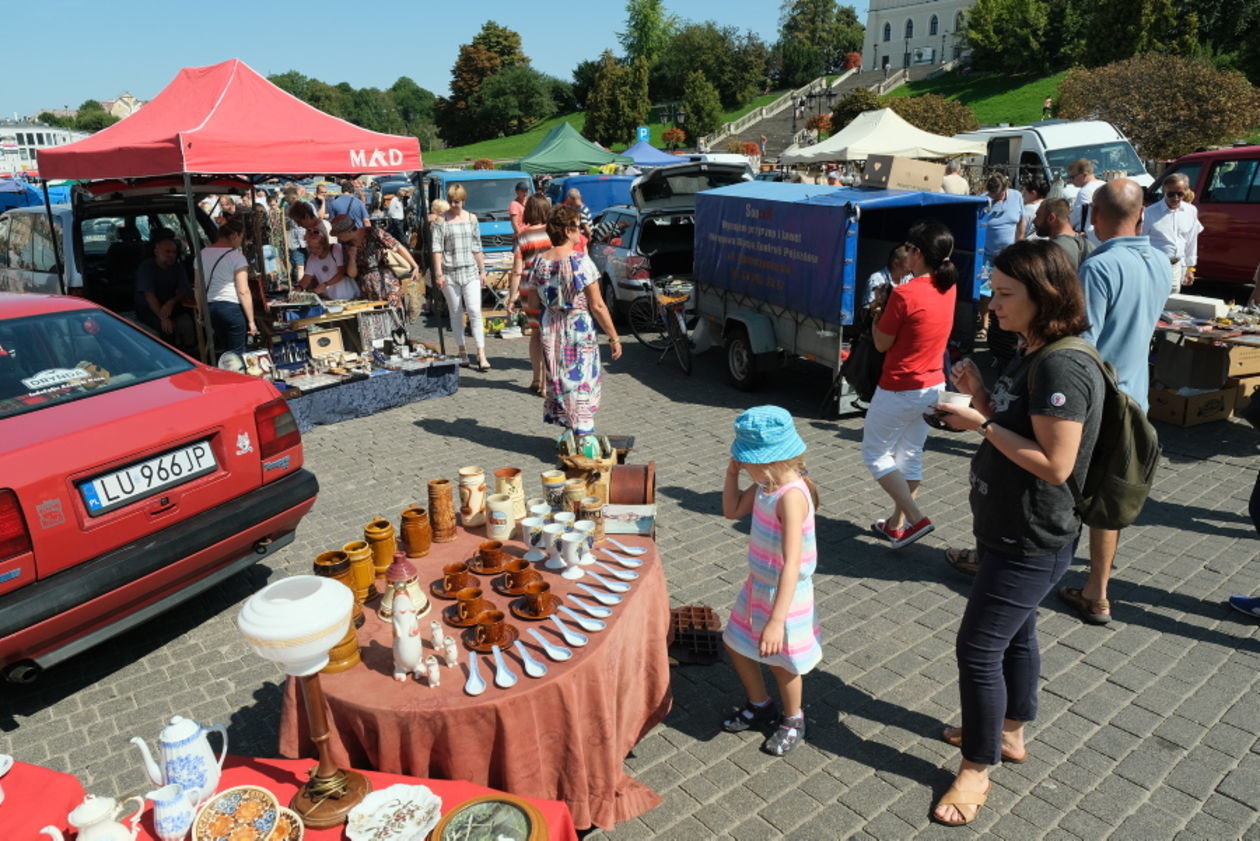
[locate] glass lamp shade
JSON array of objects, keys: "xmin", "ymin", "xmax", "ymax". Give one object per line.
[{"xmin": 238, "ymin": 575, "xmax": 353, "ymax": 676}]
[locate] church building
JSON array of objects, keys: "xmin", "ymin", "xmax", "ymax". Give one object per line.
[{"xmin": 862, "ymin": 0, "xmax": 976, "ymax": 71}]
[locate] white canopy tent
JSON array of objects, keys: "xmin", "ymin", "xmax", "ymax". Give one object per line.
[{"xmin": 780, "ymin": 108, "xmax": 986, "ymax": 164}]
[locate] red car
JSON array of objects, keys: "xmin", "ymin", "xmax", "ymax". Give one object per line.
[{"xmin": 0, "ymin": 293, "xmax": 317, "ymax": 682}]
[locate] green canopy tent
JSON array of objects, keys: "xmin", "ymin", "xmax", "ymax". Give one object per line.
[{"xmin": 516, "ymin": 122, "xmax": 633, "ymax": 174}]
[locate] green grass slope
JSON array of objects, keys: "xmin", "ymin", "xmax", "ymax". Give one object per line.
[{"xmin": 883, "ymin": 70, "xmax": 1068, "ymax": 126}]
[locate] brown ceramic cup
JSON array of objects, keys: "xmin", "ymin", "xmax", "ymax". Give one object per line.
[
  {"xmin": 523, "ymin": 580, "xmax": 551, "ymax": 616},
  {"xmin": 477, "ymin": 540, "xmax": 506, "ymax": 569},
  {"xmin": 474, "ymin": 610, "xmax": 509, "ymax": 647},
  {"xmin": 442, "ymin": 562, "xmax": 474, "ymax": 594},
  {"xmin": 504, "ymin": 558, "xmax": 542, "ymax": 591},
  {"xmin": 454, "ymin": 587, "xmax": 492, "ymax": 622}
]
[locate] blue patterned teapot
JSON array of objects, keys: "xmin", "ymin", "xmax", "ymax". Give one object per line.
[{"xmin": 131, "ymin": 715, "xmax": 227, "ymax": 807}]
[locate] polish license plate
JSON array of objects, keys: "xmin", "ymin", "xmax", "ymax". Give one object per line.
[{"xmin": 79, "ymin": 441, "xmax": 217, "ymax": 516}]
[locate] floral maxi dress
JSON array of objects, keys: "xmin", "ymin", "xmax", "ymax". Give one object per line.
[{"xmin": 534, "ymin": 253, "xmax": 602, "ymax": 435}]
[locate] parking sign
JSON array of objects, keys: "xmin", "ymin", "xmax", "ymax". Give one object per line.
[{"xmin": 637, "ymin": 126, "xmax": 650, "ymax": 142}]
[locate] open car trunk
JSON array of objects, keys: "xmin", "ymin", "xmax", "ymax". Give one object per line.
[{"xmin": 639, "ymin": 214, "xmax": 695, "ymax": 277}]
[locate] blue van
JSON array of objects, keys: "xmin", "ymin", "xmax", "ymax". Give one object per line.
[
  {"xmin": 413, "ymin": 169, "xmax": 533, "ymax": 262},
  {"xmin": 546, "ymin": 174, "xmax": 635, "ymax": 219}
]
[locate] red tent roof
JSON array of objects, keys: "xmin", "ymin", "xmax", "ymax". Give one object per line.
[{"xmin": 39, "ymin": 59, "xmax": 422, "ymax": 180}]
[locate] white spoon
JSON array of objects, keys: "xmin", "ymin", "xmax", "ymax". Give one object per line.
[
  {"xmin": 464, "ymin": 651, "xmax": 487, "ymax": 696},
  {"xmin": 577, "ymin": 581, "xmax": 622, "ymax": 605},
  {"xmin": 558, "ymin": 604, "xmax": 606, "ymax": 632},
  {"xmin": 566, "ymin": 593, "xmax": 613, "ymax": 618},
  {"xmin": 528, "ymin": 627, "xmax": 573, "ymax": 660},
  {"xmin": 549, "ymin": 614, "xmax": 589, "ymax": 647},
  {"xmin": 600, "ymin": 548, "xmax": 643, "ymax": 569},
  {"xmin": 593, "ymin": 560, "xmax": 638, "ymax": 581},
  {"xmin": 491, "ymin": 644, "xmax": 518, "ymax": 688},
  {"xmin": 605, "ymin": 536, "xmax": 647, "ymax": 555},
  {"xmin": 586, "ymin": 570, "xmax": 631, "ymax": 593},
  {"xmin": 514, "ymin": 640, "xmax": 548, "ymax": 677}
]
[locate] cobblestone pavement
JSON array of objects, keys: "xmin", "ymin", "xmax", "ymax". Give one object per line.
[{"xmin": 3, "ymin": 325, "xmax": 1258, "ymax": 840}]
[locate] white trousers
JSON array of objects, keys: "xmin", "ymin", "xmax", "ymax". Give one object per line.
[
  {"xmin": 443, "ymin": 276, "xmax": 484, "ymax": 351},
  {"xmin": 1170, "ymin": 261, "xmax": 1185, "ymax": 295},
  {"xmin": 861, "ymin": 384, "xmax": 945, "ymax": 480}
]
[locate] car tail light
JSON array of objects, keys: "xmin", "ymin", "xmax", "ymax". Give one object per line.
[
  {"xmin": 254, "ymin": 399, "xmax": 301, "ymax": 460},
  {"xmin": 627, "ymin": 255, "xmax": 652, "ymax": 281},
  {"xmin": 0, "ymin": 489, "xmax": 32, "ymax": 561}
]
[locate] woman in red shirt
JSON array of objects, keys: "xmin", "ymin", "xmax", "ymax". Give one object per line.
[{"xmin": 862, "ymin": 220, "xmax": 958, "ymax": 548}]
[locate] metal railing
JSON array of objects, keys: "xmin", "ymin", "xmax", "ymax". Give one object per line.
[{"xmin": 696, "ymin": 69, "xmax": 856, "ymax": 151}]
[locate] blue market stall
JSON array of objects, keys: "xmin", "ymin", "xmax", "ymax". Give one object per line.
[{"xmin": 623, "ymin": 140, "xmax": 681, "ymax": 169}]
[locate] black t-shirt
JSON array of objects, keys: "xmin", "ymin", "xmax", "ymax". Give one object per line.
[{"xmin": 970, "ymin": 345, "xmax": 1104, "ymax": 554}]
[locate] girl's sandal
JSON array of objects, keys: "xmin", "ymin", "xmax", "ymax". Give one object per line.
[
  {"xmin": 931, "ymin": 782, "xmax": 989, "ymax": 827},
  {"xmin": 940, "ymin": 726, "xmax": 1027, "ymax": 763}
]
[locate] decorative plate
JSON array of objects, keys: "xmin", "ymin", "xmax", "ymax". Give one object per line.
[
  {"xmin": 192, "ymin": 785, "xmax": 280, "ymax": 841},
  {"xmin": 430, "ymin": 794, "xmax": 546, "ymax": 841},
  {"xmin": 345, "ymin": 783, "xmax": 441, "ymax": 841},
  {"xmin": 268, "ymin": 807, "xmax": 304, "ymax": 841},
  {"xmin": 509, "ymin": 594, "xmax": 560, "ymax": 621},
  {"xmin": 429, "ymin": 579, "xmax": 461, "ymax": 600},
  {"xmin": 461, "ymin": 624, "xmax": 519, "ymax": 653}
]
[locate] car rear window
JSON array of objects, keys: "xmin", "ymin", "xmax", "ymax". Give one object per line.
[{"xmin": 0, "ymin": 309, "xmax": 193, "ymax": 419}]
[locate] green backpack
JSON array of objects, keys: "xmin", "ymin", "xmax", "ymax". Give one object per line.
[{"xmin": 1028, "ymin": 336, "xmax": 1161, "ymax": 530}]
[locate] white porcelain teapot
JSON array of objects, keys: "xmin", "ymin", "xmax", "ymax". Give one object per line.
[
  {"xmin": 40, "ymin": 793, "xmax": 144, "ymax": 841},
  {"xmin": 131, "ymin": 715, "xmax": 228, "ymax": 807}
]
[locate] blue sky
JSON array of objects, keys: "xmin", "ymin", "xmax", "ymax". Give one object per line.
[{"xmin": 4, "ymin": 0, "xmax": 869, "ymax": 119}]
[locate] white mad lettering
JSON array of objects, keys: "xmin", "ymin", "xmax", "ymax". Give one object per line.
[{"xmin": 349, "ymin": 149, "xmax": 406, "ymax": 168}]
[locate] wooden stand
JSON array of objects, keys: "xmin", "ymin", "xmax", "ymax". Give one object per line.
[{"xmin": 293, "ymin": 673, "xmax": 371, "ymax": 827}]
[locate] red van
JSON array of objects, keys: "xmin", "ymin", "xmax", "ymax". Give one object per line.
[{"xmin": 1150, "ymin": 145, "xmax": 1260, "ymax": 286}]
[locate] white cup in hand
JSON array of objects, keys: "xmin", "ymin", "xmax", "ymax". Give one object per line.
[{"xmin": 939, "ymin": 391, "xmax": 972, "ymax": 408}]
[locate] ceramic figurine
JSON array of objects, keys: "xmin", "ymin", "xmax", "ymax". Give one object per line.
[
  {"xmin": 43, "ymin": 794, "xmax": 145, "ymax": 841},
  {"xmin": 145, "ymin": 784, "xmax": 195, "ymax": 841},
  {"xmin": 379, "ymin": 554, "xmax": 429, "ymax": 620},
  {"xmin": 425, "ymin": 655, "xmax": 440, "ymax": 687},
  {"xmin": 458, "ymin": 466, "xmax": 487, "ymax": 527},
  {"xmin": 131, "ymin": 716, "xmax": 228, "ymax": 808},
  {"xmin": 430, "ymin": 620, "xmax": 445, "ymax": 650},
  {"xmin": 442, "ymin": 636, "xmax": 459, "ymax": 668},
  {"xmin": 391, "ymin": 592, "xmax": 425, "ymax": 681},
  {"xmin": 428, "ymin": 478, "xmax": 458, "ymax": 542}
]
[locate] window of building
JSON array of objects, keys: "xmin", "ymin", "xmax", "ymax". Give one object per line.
[
  {"xmin": 956, "ymin": 11, "xmax": 965, "ymax": 30},
  {"xmin": 905, "ymin": 19, "xmax": 914, "ymax": 38},
  {"xmin": 883, "ymin": 22, "xmax": 891, "ymax": 42},
  {"xmin": 930, "ymin": 15, "xmax": 939, "ymax": 35},
  {"xmin": 19, "ymin": 149, "xmax": 28, "ymax": 161}
]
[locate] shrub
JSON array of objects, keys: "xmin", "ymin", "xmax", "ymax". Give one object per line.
[
  {"xmin": 741, "ymin": 141, "xmax": 762, "ymax": 157},
  {"xmin": 806, "ymin": 113, "xmax": 832, "ymax": 134},
  {"xmin": 887, "ymin": 94, "xmax": 979, "ymax": 136},
  {"xmin": 472, "ymin": 158, "xmax": 495, "ymax": 170},
  {"xmin": 831, "ymin": 88, "xmax": 881, "ymax": 131},
  {"xmin": 662, "ymin": 127, "xmax": 687, "ymax": 149},
  {"xmin": 1056, "ymin": 54, "xmax": 1260, "ymax": 160},
  {"xmin": 844, "ymin": 52, "xmax": 862, "ymax": 70}
]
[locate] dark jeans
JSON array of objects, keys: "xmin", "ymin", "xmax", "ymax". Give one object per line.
[
  {"xmin": 957, "ymin": 540, "xmax": 1076, "ymax": 765},
  {"xmin": 209, "ymin": 300, "xmax": 248, "ymax": 355}
]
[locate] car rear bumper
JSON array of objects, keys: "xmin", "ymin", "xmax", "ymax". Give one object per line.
[{"xmin": 0, "ymin": 468, "xmax": 319, "ymax": 670}]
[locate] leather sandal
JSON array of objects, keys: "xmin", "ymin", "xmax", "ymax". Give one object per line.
[
  {"xmin": 931, "ymin": 781, "xmax": 989, "ymax": 827},
  {"xmin": 1058, "ymin": 586, "xmax": 1112, "ymax": 625},
  {"xmin": 944, "ymin": 547, "xmax": 980, "ymax": 576},
  {"xmin": 941, "ymin": 726, "xmax": 1026, "ymax": 763}
]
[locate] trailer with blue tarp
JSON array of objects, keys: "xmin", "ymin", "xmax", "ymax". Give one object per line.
[{"xmin": 692, "ymin": 182, "xmax": 988, "ymax": 410}]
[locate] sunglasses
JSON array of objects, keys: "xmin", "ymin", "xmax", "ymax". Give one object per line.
[{"xmin": 1164, "ymin": 191, "xmax": 1184, "ymax": 198}]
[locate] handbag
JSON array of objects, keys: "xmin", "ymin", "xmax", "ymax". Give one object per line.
[
  {"xmin": 382, "ymin": 244, "xmax": 413, "ymax": 280},
  {"xmin": 840, "ymin": 309, "xmax": 885, "ymax": 402}
]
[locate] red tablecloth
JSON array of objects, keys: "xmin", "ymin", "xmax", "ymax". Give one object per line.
[
  {"xmin": 0, "ymin": 760, "xmax": 86, "ymax": 840},
  {"xmin": 278, "ymin": 530, "xmax": 672, "ymax": 831}
]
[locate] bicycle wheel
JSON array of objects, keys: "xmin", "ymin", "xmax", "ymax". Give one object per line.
[
  {"xmin": 627, "ymin": 297, "xmax": 669, "ymax": 350},
  {"xmin": 669, "ymin": 308, "xmax": 692, "ymax": 374}
]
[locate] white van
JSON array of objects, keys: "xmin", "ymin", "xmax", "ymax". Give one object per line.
[
  {"xmin": 0, "ymin": 205, "xmax": 78, "ymax": 295},
  {"xmin": 954, "ymin": 120, "xmax": 1153, "ymax": 188}
]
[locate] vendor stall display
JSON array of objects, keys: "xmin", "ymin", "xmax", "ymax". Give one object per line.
[{"xmin": 1150, "ymin": 303, "xmax": 1260, "ymax": 426}]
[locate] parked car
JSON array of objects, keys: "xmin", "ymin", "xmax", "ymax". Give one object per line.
[
  {"xmin": 588, "ymin": 160, "xmax": 749, "ymax": 316},
  {"xmin": 0, "ymin": 293, "xmax": 318, "ymax": 682},
  {"xmin": 954, "ymin": 120, "xmax": 1154, "ymax": 189},
  {"xmin": 412, "ymin": 169, "xmax": 534, "ymax": 267},
  {"xmin": 545, "ymin": 174, "xmax": 635, "ymax": 219},
  {"xmin": 1146, "ymin": 144, "xmax": 1260, "ymax": 286}
]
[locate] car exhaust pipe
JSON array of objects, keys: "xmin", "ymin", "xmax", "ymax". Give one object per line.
[
  {"xmin": 253, "ymin": 537, "xmax": 274, "ymax": 555},
  {"xmin": 4, "ymin": 660, "xmax": 42, "ymax": 684}
]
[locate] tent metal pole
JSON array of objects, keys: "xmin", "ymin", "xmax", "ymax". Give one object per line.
[
  {"xmin": 40, "ymin": 181, "xmax": 65, "ymax": 295},
  {"xmin": 184, "ymin": 172, "xmax": 214, "ymax": 362}
]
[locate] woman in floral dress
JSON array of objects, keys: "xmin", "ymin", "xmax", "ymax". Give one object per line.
[
  {"xmin": 525, "ymin": 205, "xmax": 622, "ymax": 440},
  {"xmin": 330, "ymin": 213, "xmax": 418, "ymax": 308}
]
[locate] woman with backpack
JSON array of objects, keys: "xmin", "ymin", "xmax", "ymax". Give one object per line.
[
  {"xmin": 197, "ymin": 217, "xmax": 255, "ymax": 356},
  {"xmin": 930, "ymin": 239, "xmax": 1105, "ymax": 826}
]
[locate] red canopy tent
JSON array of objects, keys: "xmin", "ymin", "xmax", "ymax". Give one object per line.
[{"xmin": 39, "ymin": 58, "xmax": 422, "ymax": 179}]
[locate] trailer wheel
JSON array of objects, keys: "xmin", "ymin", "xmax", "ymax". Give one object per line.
[{"xmin": 726, "ymin": 326, "xmax": 761, "ymax": 391}]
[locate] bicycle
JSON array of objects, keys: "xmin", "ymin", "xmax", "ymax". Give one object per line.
[{"xmin": 627, "ymin": 277, "xmax": 692, "ymax": 374}]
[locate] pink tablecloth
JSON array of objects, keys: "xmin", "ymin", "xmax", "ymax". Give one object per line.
[{"xmin": 279, "ymin": 530, "xmax": 672, "ymax": 831}]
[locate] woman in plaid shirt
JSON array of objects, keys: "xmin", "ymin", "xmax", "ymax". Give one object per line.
[{"xmin": 432, "ymin": 184, "xmax": 491, "ymax": 370}]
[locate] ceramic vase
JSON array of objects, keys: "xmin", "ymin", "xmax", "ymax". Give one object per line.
[
  {"xmin": 458, "ymin": 466, "xmax": 487, "ymax": 528},
  {"xmin": 363, "ymin": 516, "xmax": 397, "ymax": 580},
  {"xmin": 428, "ymin": 478, "xmax": 458, "ymax": 543},
  {"xmin": 313, "ymin": 551, "xmax": 362, "ymax": 674},
  {"xmin": 343, "ymin": 540, "xmax": 377, "ymax": 604},
  {"xmin": 580, "ymin": 496, "xmax": 606, "ymax": 544},
  {"xmin": 146, "ymin": 784, "xmax": 195, "ymax": 841},
  {"xmin": 494, "ymin": 467, "xmax": 527, "ymax": 520},
  {"xmin": 400, "ymin": 505, "xmax": 432, "ymax": 558},
  {"xmin": 563, "ymin": 478, "xmax": 587, "ymax": 515},
  {"xmin": 313, "ymin": 549, "xmax": 364, "ymax": 633},
  {"xmin": 540, "ymin": 469, "xmax": 567, "ymax": 510},
  {"xmin": 485, "ymin": 494, "xmax": 514, "ymax": 542}
]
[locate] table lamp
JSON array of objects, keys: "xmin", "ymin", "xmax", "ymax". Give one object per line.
[{"xmin": 237, "ymin": 575, "xmax": 371, "ymax": 827}]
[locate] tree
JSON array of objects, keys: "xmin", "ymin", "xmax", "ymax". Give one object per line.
[
  {"xmin": 662, "ymin": 127, "xmax": 686, "ymax": 149},
  {"xmin": 963, "ymin": 0, "xmax": 1052, "ymax": 75},
  {"xmin": 471, "ymin": 20, "xmax": 526, "ymax": 68},
  {"xmin": 437, "ymin": 20, "xmax": 528, "ymax": 145},
  {"xmin": 1075, "ymin": 0, "xmax": 1194, "ymax": 68},
  {"xmin": 584, "ymin": 51, "xmax": 644, "ymax": 147},
  {"xmin": 774, "ymin": 38, "xmax": 823, "ymax": 88},
  {"xmin": 830, "ymin": 87, "xmax": 880, "ymax": 130},
  {"xmin": 36, "ymin": 111, "xmax": 74, "ymax": 129},
  {"xmin": 655, "ymin": 22, "xmax": 767, "ymax": 109},
  {"xmin": 886, "ymin": 94, "xmax": 979, "ymax": 136},
  {"xmin": 269, "ymin": 71, "xmax": 310, "ymax": 101},
  {"xmin": 618, "ymin": 0, "xmax": 678, "ymax": 67},
  {"xmin": 389, "ymin": 77, "xmax": 436, "ymax": 134},
  {"xmin": 571, "ymin": 59, "xmax": 601, "ymax": 109},
  {"xmin": 73, "ymin": 100, "xmax": 118, "ymax": 132},
  {"xmin": 1056, "ymin": 54, "xmax": 1260, "ymax": 159},
  {"xmin": 779, "ymin": 1, "xmax": 864, "ymax": 74},
  {"xmin": 681, "ymin": 70, "xmax": 724, "ymax": 139},
  {"xmin": 547, "ymin": 76, "xmax": 578, "ymax": 114},
  {"xmin": 469, "ymin": 64, "xmax": 557, "ymax": 136}
]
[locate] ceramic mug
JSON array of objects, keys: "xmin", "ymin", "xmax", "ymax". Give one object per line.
[
  {"xmin": 504, "ymin": 558, "xmax": 541, "ymax": 591},
  {"xmin": 477, "ymin": 540, "xmax": 506, "ymax": 569},
  {"xmin": 525, "ymin": 497, "xmax": 548, "ymax": 515},
  {"xmin": 523, "ymin": 580, "xmax": 551, "ymax": 616},
  {"xmin": 519, "ymin": 516, "xmax": 545, "ymax": 547},
  {"xmin": 528, "ymin": 503, "xmax": 552, "ymax": 522},
  {"xmin": 474, "ymin": 610, "xmax": 509, "ymax": 647},
  {"xmin": 541, "ymin": 470, "xmax": 567, "ymax": 509},
  {"xmin": 455, "ymin": 587, "xmax": 492, "ymax": 622},
  {"xmin": 485, "ymin": 494, "xmax": 514, "ymax": 542},
  {"xmin": 573, "ymin": 520, "xmax": 597, "ymax": 559},
  {"xmin": 442, "ymin": 562, "xmax": 474, "ymax": 594}
]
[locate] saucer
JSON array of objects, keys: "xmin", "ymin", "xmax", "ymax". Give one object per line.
[
  {"xmin": 509, "ymin": 593, "xmax": 561, "ymax": 621},
  {"xmin": 430, "ymin": 579, "xmax": 468, "ymax": 600},
  {"xmin": 467, "ymin": 554, "xmax": 508, "ymax": 575},
  {"xmin": 443, "ymin": 603, "xmax": 493, "ymax": 628},
  {"xmin": 492, "ymin": 572, "xmax": 543, "ymax": 596},
  {"xmin": 461, "ymin": 623, "xmax": 520, "ymax": 653}
]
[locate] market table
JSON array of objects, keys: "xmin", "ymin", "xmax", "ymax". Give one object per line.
[
  {"xmin": 0, "ymin": 759, "xmax": 85, "ymax": 839},
  {"xmin": 284, "ymin": 363, "xmax": 459, "ymax": 433},
  {"xmin": 279, "ymin": 529, "xmax": 672, "ymax": 831}
]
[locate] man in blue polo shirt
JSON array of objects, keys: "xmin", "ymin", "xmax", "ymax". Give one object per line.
[
  {"xmin": 1059, "ymin": 178, "xmax": 1169, "ymax": 626},
  {"xmin": 330, "ymin": 178, "xmax": 371, "ymax": 228}
]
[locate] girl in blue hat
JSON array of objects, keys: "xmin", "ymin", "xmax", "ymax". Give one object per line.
[{"xmin": 720, "ymin": 405, "xmax": 821, "ymax": 756}]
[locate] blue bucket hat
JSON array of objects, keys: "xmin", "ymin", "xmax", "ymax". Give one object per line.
[{"xmin": 731, "ymin": 405, "xmax": 806, "ymax": 464}]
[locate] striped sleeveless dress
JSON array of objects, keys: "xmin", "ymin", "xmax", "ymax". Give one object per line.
[{"xmin": 722, "ymin": 478, "xmax": 821, "ymax": 675}]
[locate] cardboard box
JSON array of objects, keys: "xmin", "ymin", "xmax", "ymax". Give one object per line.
[
  {"xmin": 1148, "ymin": 385, "xmax": 1238, "ymax": 427},
  {"xmin": 1220, "ymin": 339, "xmax": 1260, "ymax": 377},
  {"xmin": 1164, "ymin": 293, "xmax": 1229, "ymax": 320},
  {"xmin": 1230, "ymin": 374, "xmax": 1260, "ymax": 412},
  {"xmin": 1152, "ymin": 333, "xmax": 1229, "ymax": 390},
  {"xmin": 862, "ymin": 155, "xmax": 945, "ymax": 192},
  {"xmin": 307, "ymin": 328, "xmax": 344, "ymax": 357}
]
